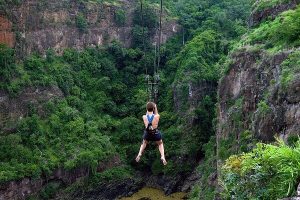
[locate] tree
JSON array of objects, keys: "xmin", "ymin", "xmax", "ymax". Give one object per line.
[{"xmin": 0, "ymin": 44, "xmax": 16, "ymax": 82}]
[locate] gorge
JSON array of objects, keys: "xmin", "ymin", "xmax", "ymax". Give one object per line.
[{"xmin": 0, "ymin": 0, "xmax": 300, "ymax": 200}]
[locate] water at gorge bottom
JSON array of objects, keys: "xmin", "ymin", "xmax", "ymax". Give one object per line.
[{"xmin": 120, "ymin": 187, "xmax": 187, "ymax": 200}]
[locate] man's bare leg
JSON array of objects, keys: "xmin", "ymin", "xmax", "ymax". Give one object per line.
[
  {"xmin": 136, "ymin": 140, "xmax": 148, "ymax": 162},
  {"xmin": 157, "ymin": 140, "xmax": 167, "ymax": 165}
]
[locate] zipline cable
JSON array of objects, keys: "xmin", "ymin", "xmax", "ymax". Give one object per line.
[
  {"xmin": 140, "ymin": 0, "xmax": 147, "ymax": 76},
  {"xmin": 140, "ymin": 0, "xmax": 152, "ymax": 101},
  {"xmin": 141, "ymin": 0, "xmax": 163, "ymax": 103},
  {"xmin": 157, "ymin": 0, "xmax": 163, "ymax": 73},
  {"xmin": 153, "ymin": 0, "xmax": 163, "ymax": 103}
]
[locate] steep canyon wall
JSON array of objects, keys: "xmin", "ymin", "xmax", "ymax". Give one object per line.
[
  {"xmin": 216, "ymin": 0, "xmax": 300, "ymax": 183},
  {"xmin": 0, "ymin": 0, "xmax": 178, "ymax": 56}
]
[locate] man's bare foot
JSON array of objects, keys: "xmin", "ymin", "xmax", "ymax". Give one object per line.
[
  {"xmin": 161, "ymin": 157, "xmax": 167, "ymax": 165},
  {"xmin": 135, "ymin": 154, "xmax": 142, "ymax": 162}
]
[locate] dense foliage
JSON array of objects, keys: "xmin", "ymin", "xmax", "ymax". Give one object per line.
[
  {"xmin": 76, "ymin": 13, "xmax": 88, "ymax": 32},
  {"xmin": 0, "ymin": 44, "xmax": 15, "ymax": 83},
  {"xmin": 0, "ymin": 0, "xmax": 22, "ymax": 10},
  {"xmin": 0, "ymin": 44, "xmax": 128, "ymax": 183},
  {"xmin": 280, "ymin": 50, "xmax": 300, "ymax": 89},
  {"xmin": 253, "ymin": 0, "xmax": 291, "ymax": 11},
  {"xmin": 222, "ymin": 139, "xmax": 300, "ymax": 199},
  {"xmin": 172, "ymin": 30, "xmax": 222, "ymax": 83},
  {"xmin": 2, "ymin": 0, "xmax": 299, "ymax": 199},
  {"xmin": 237, "ymin": 5, "xmax": 300, "ymax": 51},
  {"xmin": 218, "ymin": 2, "xmax": 300, "ymax": 200}
]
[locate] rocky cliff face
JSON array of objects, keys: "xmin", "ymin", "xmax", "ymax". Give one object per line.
[
  {"xmin": 0, "ymin": 86, "xmax": 64, "ymax": 132},
  {"xmin": 249, "ymin": 0, "xmax": 300, "ymax": 26},
  {"xmin": 218, "ymin": 48, "xmax": 300, "ymax": 145},
  {"xmin": 0, "ymin": 15, "xmax": 14, "ymax": 47},
  {"xmin": 216, "ymin": 2, "xmax": 300, "ymax": 195},
  {"xmin": 0, "ymin": 0, "xmax": 178, "ymax": 57},
  {"xmin": 173, "ymin": 80, "xmax": 217, "ymax": 120},
  {"xmin": 0, "ymin": 155, "xmax": 121, "ymax": 200}
]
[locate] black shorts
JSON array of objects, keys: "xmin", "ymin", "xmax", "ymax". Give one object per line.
[{"xmin": 143, "ymin": 130, "xmax": 162, "ymax": 142}]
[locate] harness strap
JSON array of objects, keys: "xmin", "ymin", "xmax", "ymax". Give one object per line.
[
  {"xmin": 147, "ymin": 114, "xmax": 154, "ymax": 123},
  {"xmin": 146, "ymin": 114, "xmax": 157, "ymax": 134}
]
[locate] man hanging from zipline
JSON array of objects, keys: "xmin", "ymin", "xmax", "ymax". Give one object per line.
[{"xmin": 135, "ymin": 102, "xmax": 167, "ymax": 165}]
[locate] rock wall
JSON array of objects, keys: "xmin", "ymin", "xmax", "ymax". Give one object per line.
[
  {"xmin": 173, "ymin": 80, "xmax": 217, "ymax": 120},
  {"xmin": 0, "ymin": 155, "xmax": 121, "ymax": 200},
  {"xmin": 217, "ymin": 49, "xmax": 300, "ymax": 144},
  {"xmin": 215, "ymin": 1, "xmax": 300, "ymax": 197},
  {"xmin": 60, "ymin": 170, "xmax": 199, "ymax": 200},
  {"xmin": 217, "ymin": 0, "xmax": 300, "ymax": 151},
  {"xmin": 0, "ymin": 15, "xmax": 14, "ymax": 47},
  {"xmin": 0, "ymin": 0, "xmax": 178, "ymax": 57},
  {"xmin": 0, "ymin": 86, "xmax": 64, "ymax": 132},
  {"xmin": 249, "ymin": 0, "xmax": 300, "ymax": 27}
]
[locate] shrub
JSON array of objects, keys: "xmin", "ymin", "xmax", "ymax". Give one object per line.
[
  {"xmin": 222, "ymin": 139, "xmax": 300, "ymax": 199},
  {"xmin": 0, "ymin": 44, "xmax": 16, "ymax": 82},
  {"xmin": 133, "ymin": 3, "xmax": 157, "ymax": 29},
  {"xmin": 114, "ymin": 9, "xmax": 126, "ymax": 26},
  {"xmin": 280, "ymin": 51, "xmax": 300, "ymax": 90},
  {"xmin": 287, "ymin": 134, "xmax": 299, "ymax": 147},
  {"xmin": 253, "ymin": 0, "xmax": 291, "ymax": 12},
  {"xmin": 39, "ymin": 182, "xmax": 61, "ymax": 199},
  {"xmin": 76, "ymin": 13, "xmax": 88, "ymax": 32},
  {"xmin": 257, "ymin": 100, "xmax": 271, "ymax": 117},
  {"xmin": 244, "ymin": 6, "xmax": 300, "ymax": 49}
]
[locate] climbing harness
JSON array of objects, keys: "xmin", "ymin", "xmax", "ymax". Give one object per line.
[
  {"xmin": 146, "ymin": 114, "xmax": 157, "ymax": 134},
  {"xmin": 140, "ymin": 0, "xmax": 163, "ymax": 103}
]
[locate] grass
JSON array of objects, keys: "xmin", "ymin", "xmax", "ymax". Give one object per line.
[
  {"xmin": 280, "ymin": 50, "xmax": 300, "ymax": 90},
  {"xmin": 222, "ymin": 138, "xmax": 300, "ymax": 199},
  {"xmin": 253, "ymin": 0, "xmax": 292, "ymax": 12}
]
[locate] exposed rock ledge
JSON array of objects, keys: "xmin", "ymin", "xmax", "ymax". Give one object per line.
[
  {"xmin": 0, "ymin": 86, "xmax": 64, "ymax": 132},
  {"xmin": 249, "ymin": 0, "xmax": 300, "ymax": 27},
  {"xmin": 0, "ymin": 155, "xmax": 121, "ymax": 200}
]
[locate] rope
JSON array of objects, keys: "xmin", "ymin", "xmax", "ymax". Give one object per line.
[
  {"xmin": 157, "ymin": 0, "xmax": 163, "ymax": 73},
  {"xmin": 140, "ymin": 0, "xmax": 151, "ymax": 101},
  {"xmin": 140, "ymin": 0, "xmax": 147, "ymax": 75},
  {"xmin": 153, "ymin": 0, "xmax": 163, "ymax": 103},
  {"xmin": 141, "ymin": 0, "xmax": 163, "ymax": 103}
]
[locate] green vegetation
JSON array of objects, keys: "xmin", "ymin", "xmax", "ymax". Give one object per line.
[
  {"xmin": 114, "ymin": 9, "xmax": 126, "ymax": 26},
  {"xmin": 2, "ymin": 0, "xmax": 299, "ymax": 199},
  {"xmin": 174, "ymin": 0, "xmax": 252, "ymax": 40},
  {"xmin": 76, "ymin": 13, "xmax": 88, "ymax": 32},
  {"xmin": 257, "ymin": 100, "xmax": 272, "ymax": 117},
  {"xmin": 0, "ymin": 108, "xmax": 115, "ymax": 182},
  {"xmin": 1, "ymin": 34, "xmax": 208, "ymax": 185},
  {"xmin": 239, "ymin": 5, "xmax": 300, "ymax": 51},
  {"xmin": 280, "ymin": 50, "xmax": 300, "ymax": 89},
  {"xmin": 253, "ymin": 0, "xmax": 291, "ymax": 12},
  {"xmin": 0, "ymin": 44, "xmax": 16, "ymax": 84},
  {"xmin": 131, "ymin": 2, "xmax": 158, "ymax": 49},
  {"xmin": 172, "ymin": 30, "xmax": 222, "ymax": 83},
  {"xmin": 287, "ymin": 135, "xmax": 300, "ymax": 147},
  {"xmin": 0, "ymin": 0, "xmax": 22, "ymax": 10},
  {"xmin": 189, "ymin": 136, "xmax": 217, "ymax": 200},
  {"xmin": 222, "ymin": 139, "xmax": 300, "ymax": 199},
  {"xmin": 0, "ymin": 42, "xmax": 148, "ymax": 183},
  {"xmin": 157, "ymin": 0, "xmax": 253, "ymax": 198},
  {"xmin": 39, "ymin": 182, "xmax": 62, "ymax": 200},
  {"xmin": 216, "ymin": 2, "xmax": 300, "ymax": 200}
]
